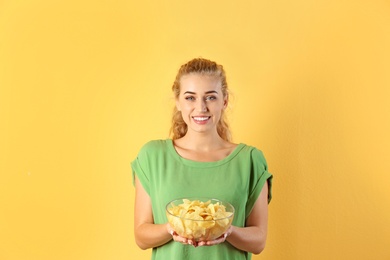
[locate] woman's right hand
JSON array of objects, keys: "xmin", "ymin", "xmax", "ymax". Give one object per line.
[{"xmin": 167, "ymin": 223, "xmax": 197, "ymax": 246}]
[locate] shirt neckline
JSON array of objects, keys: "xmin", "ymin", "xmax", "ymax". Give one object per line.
[{"xmin": 166, "ymin": 139, "xmax": 245, "ymax": 167}]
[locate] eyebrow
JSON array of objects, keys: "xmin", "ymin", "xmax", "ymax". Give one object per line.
[{"xmin": 183, "ymin": 90, "xmax": 219, "ymax": 95}]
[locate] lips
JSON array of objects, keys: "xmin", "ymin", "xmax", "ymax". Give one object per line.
[{"xmin": 192, "ymin": 116, "xmax": 211, "ymax": 124}]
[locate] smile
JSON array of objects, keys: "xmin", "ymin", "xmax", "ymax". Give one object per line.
[{"xmin": 192, "ymin": 116, "xmax": 211, "ymax": 122}]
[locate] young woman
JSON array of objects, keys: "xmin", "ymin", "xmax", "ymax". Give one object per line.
[{"xmin": 132, "ymin": 58, "xmax": 273, "ymax": 259}]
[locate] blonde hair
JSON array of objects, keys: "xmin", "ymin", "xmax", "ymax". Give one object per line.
[{"xmin": 170, "ymin": 58, "xmax": 231, "ymax": 141}]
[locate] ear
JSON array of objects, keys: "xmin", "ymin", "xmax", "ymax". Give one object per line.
[{"xmin": 223, "ymin": 96, "xmax": 228, "ymax": 109}]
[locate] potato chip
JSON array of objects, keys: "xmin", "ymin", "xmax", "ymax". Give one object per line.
[{"xmin": 166, "ymin": 198, "xmax": 234, "ymax": 241}]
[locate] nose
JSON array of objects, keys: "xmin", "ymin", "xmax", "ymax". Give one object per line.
[{"xmin": 196, "ymin": 99, "xmax": 207, "ymax": 112}]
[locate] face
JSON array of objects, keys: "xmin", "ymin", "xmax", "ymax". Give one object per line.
[{"xmin": 176, "ymin": 73, "xmax": 228, "ymax": 135}]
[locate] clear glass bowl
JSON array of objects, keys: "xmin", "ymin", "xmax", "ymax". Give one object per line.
[{"xmin": 166, "ymin": 198, "xmax": 235, "ymax": 242}]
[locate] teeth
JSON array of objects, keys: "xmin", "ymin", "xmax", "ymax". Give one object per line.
[{"xmin": 193, "ymin": 117, "xmax": 209, "ymax": 121}]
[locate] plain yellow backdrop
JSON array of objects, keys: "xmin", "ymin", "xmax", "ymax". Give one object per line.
[{"xmin": 1, "ymin": 0, "xmax": 390, "ymax": 259}]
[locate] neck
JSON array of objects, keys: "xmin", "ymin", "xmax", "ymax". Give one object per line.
[{"xmin": 179, "ymin": 131, "xmax": 226, "ymax": 152}]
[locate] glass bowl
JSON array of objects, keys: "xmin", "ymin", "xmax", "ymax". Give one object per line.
[{"xmin": 166, "ymin": 198, "xmax": 234, "ymax": 242}]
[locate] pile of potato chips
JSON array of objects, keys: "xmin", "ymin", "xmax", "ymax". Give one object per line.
[{"xmin": 166, "ymin": 199, "xmax": 234, "ymax": 241}]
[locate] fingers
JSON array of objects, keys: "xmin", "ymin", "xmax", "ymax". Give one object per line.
[
  {"xmin": 225, "ymin": 226, "xmax": 233, "ymax": 237},
  {"xmin": 171, "ymin": 232, "xmax": 231, "ymax": 247},
  {"xmin": 173, "ymin": 234, "xmax": 187, "ymax": 244},
  {"xmin": 166, "ymin": 223, "xmax": 175, "ymax": 236},
  {"xmin": 197, "ymin": 227, "xmax": 233, "ymax": 247},
  {"xmin": 197, "ymin": 234, "xmax": 226, "ymax": 247},
  {"xmin": 171, "ymin": 233, "xmax": 197, "ymax": 247},
  {"xmin": 167, "ymin": 223, "xmax": 197, "ymax": 246},
  {"xmin": 167, "ymin": 225, "xmax": 232, "ymax": 247},
  {"xmin": 186, "ymin": 239, "xmax": 195, "ymax": 246},
  {"xmin": 172, "ymin": 236, "xmax": 226, "ymax": 247}
]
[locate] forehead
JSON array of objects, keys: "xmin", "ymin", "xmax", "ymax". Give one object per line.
[{"xmin": 179, "ymin": 74, "xmax": 222, "ymax": 93}]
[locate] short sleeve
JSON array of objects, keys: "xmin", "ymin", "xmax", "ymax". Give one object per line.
[
  {"xmin": 245, "ymin": 148, "xmax": 273, "ymax": 217},
  {"xmin": 131, "ymin": 142, "xmax": 153, "ymax": 195}
]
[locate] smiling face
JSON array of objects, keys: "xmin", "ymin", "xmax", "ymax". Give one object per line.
[{"xmin": 176, "ymin": 73, "xmax": 228, "ymax": 136}]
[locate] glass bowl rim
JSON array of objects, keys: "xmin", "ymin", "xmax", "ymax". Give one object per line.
[{"xmin": 165, "ymin": 197, "xmax": 235, "ymax": 221}]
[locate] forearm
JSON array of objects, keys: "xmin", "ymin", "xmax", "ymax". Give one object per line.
[
  {"xmin": 135, "ymin": 223, "xmax": 172, "ymax": 250},
  {"xmin": 226, "ymin": 225, "xmax": 267, "ymax": 255}
]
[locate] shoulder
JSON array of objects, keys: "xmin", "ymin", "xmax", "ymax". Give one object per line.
[
  {"xmin": 240, "ymin": 144, "xmax": 266, "ymax": 158},
  {"xmin": 137, "ymin": 139, "xmax": 171, "ymax": 156},
  {"xmin": 239, "ymin": 144, "xmax": 268, "ymax": 166},
  {"xmin": 140, "ymin": 139, "xmax": 168, "ymax": 149}
]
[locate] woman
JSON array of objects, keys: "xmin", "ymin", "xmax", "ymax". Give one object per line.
[{"xmin": 132, "ymin": 58, "xmax": 273, "ymax": 259}]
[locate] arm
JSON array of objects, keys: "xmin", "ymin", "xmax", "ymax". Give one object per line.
[
  {"xmin": 134, "ymin": 175, "xmax": 172, "ymax": 250},
  {"xmin": 226, "ymin": 182, "xmax": 269, "ymax": 254}
]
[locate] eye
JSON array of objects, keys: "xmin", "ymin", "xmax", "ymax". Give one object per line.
[
  {"xmin": 185, "ymin": 96, "xmax": 195, "ymax": 101},
  {"xmin": 205, "ymin": 95, "xmax": 217, "ymax": 101}
]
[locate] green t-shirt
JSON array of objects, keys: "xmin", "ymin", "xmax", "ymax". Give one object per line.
[{"xmin": 131, "ymin": 139, "xmax": 273, "ymax": 260}]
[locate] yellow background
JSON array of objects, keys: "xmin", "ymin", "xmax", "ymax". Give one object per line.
[{"xmin": 1, "ymin": 0, "xmax": 390, "ymax": 259}]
